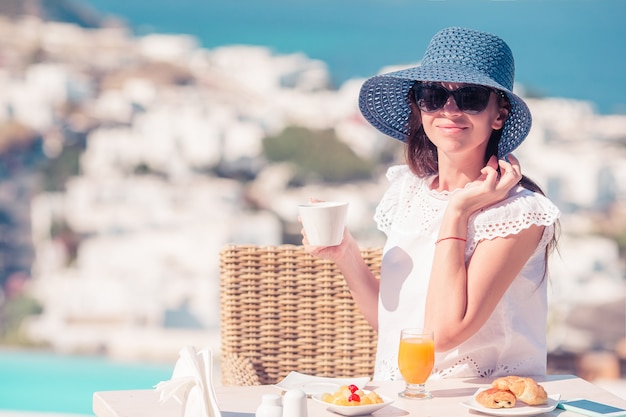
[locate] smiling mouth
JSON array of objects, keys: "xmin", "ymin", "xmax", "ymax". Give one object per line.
[{"xmin": 439, "ymin": 125, "xmax": 466, "ymax": 132}]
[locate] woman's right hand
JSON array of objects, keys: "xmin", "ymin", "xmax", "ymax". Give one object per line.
[
  {"xmin": 301, "ymin": 224, "xmax": 352, "ymax": 263},
  {"xmin": 299, "ymin": 197, "xmax": 352, "ymax": 262}
]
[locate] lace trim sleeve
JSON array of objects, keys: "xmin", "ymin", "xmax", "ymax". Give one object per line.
[
  {"xmin": 469, "ymin": 188, "xmax": 560, "ymax": 246},
  {"xmin": 373, "ymin": 165, "xmax": 411, "ymax": 234}
]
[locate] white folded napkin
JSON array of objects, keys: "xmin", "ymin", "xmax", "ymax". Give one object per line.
[{"xmin": 155, "ymin": 346, "xmax": 222, "ymax": 417}]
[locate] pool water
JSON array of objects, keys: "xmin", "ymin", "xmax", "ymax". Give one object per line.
[{"xmin": 0, "ymin": 349, "xmax": 173, "ymax": 415}]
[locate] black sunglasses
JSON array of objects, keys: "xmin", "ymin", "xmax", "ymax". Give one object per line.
[{"xmin": 414, "ymin": 83, "xmax": 500, "ymax": 114}]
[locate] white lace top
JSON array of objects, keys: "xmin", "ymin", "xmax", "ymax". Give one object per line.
[{"xmin": 372, "ymin": 165, "xmax": 560, "ymax": 381}]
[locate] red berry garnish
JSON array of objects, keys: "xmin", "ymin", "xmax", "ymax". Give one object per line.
[
  {"xmin": 348, "ymin": 384, "xmax": 359, "ymax": 393},
  {"xmin": 348, "ymin": 393, "xmax": 361, "ymax": 403}
]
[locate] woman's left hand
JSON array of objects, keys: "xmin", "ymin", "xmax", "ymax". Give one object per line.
[{"xmin": 448, "ymin": 154, "xmax": 522, "ymax": 216}]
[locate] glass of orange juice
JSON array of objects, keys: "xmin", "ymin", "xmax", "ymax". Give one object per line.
[{"xmin": 397, "ymin": 328, "xmax": 435, "ymax": 399}]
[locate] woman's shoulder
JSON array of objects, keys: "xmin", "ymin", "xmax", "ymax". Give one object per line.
[
  {"xmin": 470, "ymin": 185, "xmax": 560, "ymax": 240},
  {"xmin": 384, "ymin": 164, "xmax": 412, "ymax": 181},
  {"xmin": 508, "ymin": 185, "xmax": 559, "ymax": 214},
  {"xmin": 383, "ymin": 164, "xmax": 432, "ymax": 186},
  {"xmin": 375, "ymin": 165, "xmax": 429, "ymax": 233},
  {"xmin": 482, "ymin": 185, "xmax": 559, "ymax": 221}
]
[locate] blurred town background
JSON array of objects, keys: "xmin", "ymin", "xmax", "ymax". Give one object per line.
[{"xmin": 0, "ymin": 0, "xmax": 624, "ymax": 409}]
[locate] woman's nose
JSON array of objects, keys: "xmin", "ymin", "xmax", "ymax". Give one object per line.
[{"xmin": 441, "ymin": 95, "xmax": 462, "ymax": 114}]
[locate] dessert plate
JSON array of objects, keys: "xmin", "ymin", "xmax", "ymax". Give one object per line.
[
  {"xmin": 312, "ymin": 391, "xmax": 394, "ymax": 416},
  {"xmin": 460, "ymin": 388, "xmax": 561, "ymax": 416},
  {"xmin": 274, "ymin": 371, "xmax": 370, "ymax": 397}
]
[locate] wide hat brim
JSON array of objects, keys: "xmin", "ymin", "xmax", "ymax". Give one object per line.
[{"xmin": 358, "ymin": 63, "xmax": 532, "ymax": 158}]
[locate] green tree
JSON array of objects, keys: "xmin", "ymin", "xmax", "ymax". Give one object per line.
[
  {"xmin": 0, "ymin": 294, "xmax": 43, "ymax": 345},
  {"xmin": 263, "ymin": 126, "xmax": 374, "ymax": 184}
]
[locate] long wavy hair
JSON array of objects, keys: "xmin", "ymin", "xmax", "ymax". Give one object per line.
[{"xmin": 404, "ymin": 83, "xmax": 559, "ymax": 269}]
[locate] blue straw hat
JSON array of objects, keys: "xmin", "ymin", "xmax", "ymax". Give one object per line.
[{"xmin": 358, "ymin": 27, "xmax": 532, "ymax": 157}]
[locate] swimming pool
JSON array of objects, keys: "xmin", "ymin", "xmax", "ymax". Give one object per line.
[{"xmin": 0, "ymin": 349, "xmax": 173, "ymax": 415}]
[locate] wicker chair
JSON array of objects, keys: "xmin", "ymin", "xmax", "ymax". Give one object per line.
[{"xmin": 219, "ymin": 244, "xmax": 381, "ymax": 386}]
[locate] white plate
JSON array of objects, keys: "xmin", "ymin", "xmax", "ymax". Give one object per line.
[
  {"xmin": 273, "ymin": 371, "xmax": 370, "ymax": 397},
  {"xmin": 312, "ymin": 391, "xmax": 394, "ymax": 416},
  {"xmin": 460, "ymin": 388, "xmax": 561, "ymax": 416}
]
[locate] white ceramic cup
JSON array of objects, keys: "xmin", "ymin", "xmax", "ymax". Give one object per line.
[{"xmin": 298, "ymin": 201, "xmax": 348, "ymax": 246}]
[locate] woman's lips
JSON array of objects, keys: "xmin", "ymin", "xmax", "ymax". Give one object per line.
[{"xmin": 438, "ymin": 124, "xmax": 467, "ymax": 133}]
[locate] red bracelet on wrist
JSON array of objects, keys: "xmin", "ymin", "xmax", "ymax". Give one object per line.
[{"xmin": 435, "ymin": 236, "xmax": 467, "ymax": 244}]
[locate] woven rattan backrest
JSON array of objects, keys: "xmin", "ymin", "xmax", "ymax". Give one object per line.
[{"xmin": 219, "ymin": 244, "xmax": 381, "ymax": 386}]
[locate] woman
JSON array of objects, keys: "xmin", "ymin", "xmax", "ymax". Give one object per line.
[{"xmin": 302, "ymin": 27, "xmax": 560, "ymax": 380}]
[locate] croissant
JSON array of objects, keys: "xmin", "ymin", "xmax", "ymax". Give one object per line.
[
  {"xmin": 492, "ymin": 376, "xmax": 548, "ymax": 405},
  {"xmin": 476, "ymin": 388, "xmax": 517, "ymax": 408}
]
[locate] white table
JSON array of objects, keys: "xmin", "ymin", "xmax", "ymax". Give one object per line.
[{"xmin": 93, "ymin": 375, "xmax": 626, "ymax": 417}]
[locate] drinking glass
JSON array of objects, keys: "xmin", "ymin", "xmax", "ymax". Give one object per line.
[{"xmin": 397, "ymin": 328, "xmax": 435, "ymax": 399}]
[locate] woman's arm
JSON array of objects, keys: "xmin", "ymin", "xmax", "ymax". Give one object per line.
[
  {"xmin": 424, "ymin": 155, "xmax": 544, "ymax": 351},
  {"xmin": 425, "ymin": 222, "xmax": 544, "ymax": 351}
]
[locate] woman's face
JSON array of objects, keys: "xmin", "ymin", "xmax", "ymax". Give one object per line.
[{"xmin": 419, "ymin": 82, "xmax": 507, "ymax": 159}]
